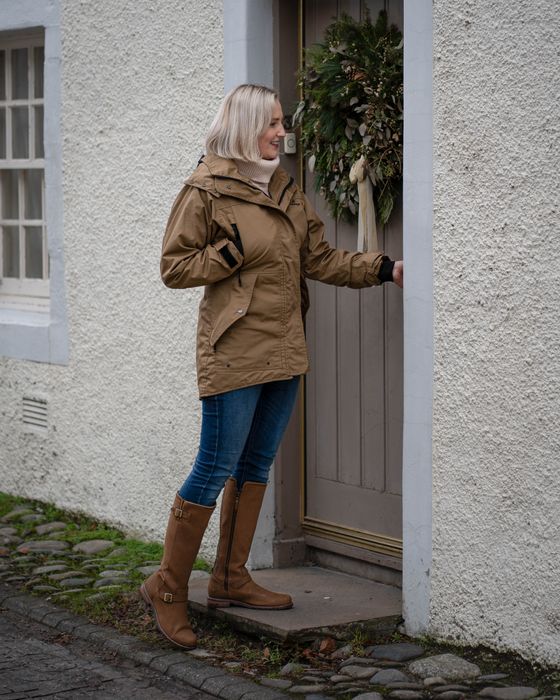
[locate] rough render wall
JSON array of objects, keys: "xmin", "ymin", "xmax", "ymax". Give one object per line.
[
  {"xmin": 432, "ymin": 1, "xmax": 560, "ymax": 665},
  {"xmin": 0, "ymin": 0, "xmax": 224, "ymax": 560}
]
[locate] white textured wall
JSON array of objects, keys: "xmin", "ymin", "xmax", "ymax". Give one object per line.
[
  {"xmin": 0, "ymin": 0, "xmax": 224, "ymax": 559},
  {"xmin": 431, "ymin": 1, "xmax": 560, "ymax": 665}
]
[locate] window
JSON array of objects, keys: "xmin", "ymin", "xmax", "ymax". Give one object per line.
[
  {"xmin": 0, "ymin": 32, "xmax": 48, "ymax": 312},
  {"xmin": 0, "ymin": 3, "xmax": 67, "ymax": 364}
]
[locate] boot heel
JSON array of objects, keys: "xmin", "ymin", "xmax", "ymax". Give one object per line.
[{"xmin": 207, "ymin": 597, "xmax": 230, "ymax": 609}]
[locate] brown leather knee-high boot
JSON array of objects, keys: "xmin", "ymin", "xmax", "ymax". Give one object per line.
[
  {"xmin": 140, "ymin": 494, "xmax": 214, "ymax": 648},
  {"xmin": 207, "ymin": 477, "xmax": 292, "ymax": 609}
]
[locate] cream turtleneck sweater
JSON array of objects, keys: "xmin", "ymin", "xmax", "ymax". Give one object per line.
[{"xmin": 234, "ymin": 157, "xmax": 280, "ymax": 196}]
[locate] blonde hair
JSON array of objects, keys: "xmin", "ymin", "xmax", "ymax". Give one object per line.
[{"xmin": 205, "ymin": 84, "xmax": 279, "ymax": 162}]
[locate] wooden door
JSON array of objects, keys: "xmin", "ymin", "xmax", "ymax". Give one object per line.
[{"xmin": 303, "ymin": 0, "xmax": 404, "ymax": 564}]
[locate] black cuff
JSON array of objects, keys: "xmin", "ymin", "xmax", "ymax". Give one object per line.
[{"xmin": 378, "ymin": 257, "xmax": 395, "ymax": 284}]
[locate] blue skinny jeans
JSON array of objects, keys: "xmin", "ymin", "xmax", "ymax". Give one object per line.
[{"xmin": 178, "ymin": 376, "xmax": 300, "ymax": 506}]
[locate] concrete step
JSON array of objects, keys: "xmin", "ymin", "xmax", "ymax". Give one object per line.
[{"xmin": 189, "ymin": 566, "xmax": 402, "ymax": 642}]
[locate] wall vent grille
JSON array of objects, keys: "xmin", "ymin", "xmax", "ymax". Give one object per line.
[{"xmin": 22, "ymin": 396, "xmax": 48, "ymax": 433}]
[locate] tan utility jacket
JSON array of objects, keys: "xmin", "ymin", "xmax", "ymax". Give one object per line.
[{"xmin": 161, "ymin": 155, "xmax": 385, "ymax": 398}]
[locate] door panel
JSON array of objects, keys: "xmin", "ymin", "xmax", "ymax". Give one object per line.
[{"xmin": 303, "ymin": 0, "xmax": 404, "ymax": 560}]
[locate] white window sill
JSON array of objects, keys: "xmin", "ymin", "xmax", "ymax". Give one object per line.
[
  {"xmin": 0, "ymin": 308, "xmax": 50, "ymax": 327},
  {"xmin": 0, "ymin": 306, "xmax": 68, "ymax": 364}
]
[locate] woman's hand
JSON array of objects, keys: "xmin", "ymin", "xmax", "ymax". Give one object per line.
[{"xmin": 392, "ymin": 260, "xmax": 403, "ymax": 288}]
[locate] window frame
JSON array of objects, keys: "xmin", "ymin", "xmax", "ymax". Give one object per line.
[{"xmin": 0, "ymin": 31, "xmax": 49, "ymax": 311}]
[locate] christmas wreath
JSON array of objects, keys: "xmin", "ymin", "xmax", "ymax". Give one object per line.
[{"xmin": 293, "ymin": 11, "xmax": 403, "ymax": 226}]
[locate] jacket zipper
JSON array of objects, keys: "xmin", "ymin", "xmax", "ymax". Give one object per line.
[
  {"xmin": 231, "ymin": 223, "xmax": 244, "ymax": 286},
  {"xmin": 231, "ymin": 224, "xmax": 244, "ymax": 255},
  {"xmin": 278, "ymin": 177, "xmax": 294, "ymax": 207},
  {"xmin": 224, "ymin": 491, "xmax": 240, "ymax": 592}
]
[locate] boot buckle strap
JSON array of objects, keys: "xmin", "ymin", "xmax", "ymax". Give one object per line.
[
  {"xmin": 173, "ymin": 507, "xmax": 184, "ymax": 519},
  {"xmin": 159, "ymin": 589, "xmax": 188, "ymax": 603}
]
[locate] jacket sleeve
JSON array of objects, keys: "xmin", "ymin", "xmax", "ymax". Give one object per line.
[
  {"xmin": 160, "ymin": 184, "xmax": 243, "ymax": 288},
  {"xmin": 301, "ymin": 193, "xmax": 384, "ymax": 289}
]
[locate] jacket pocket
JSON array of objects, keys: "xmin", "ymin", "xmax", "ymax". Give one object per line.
[{"xmin": 209, "ymin": 273, "xmax": 258, "ymax": 348}]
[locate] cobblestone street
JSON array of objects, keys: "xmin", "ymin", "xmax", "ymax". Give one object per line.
[{"xmin": 0, "ymin": 607, "xmax": 215, "ymax": 700}]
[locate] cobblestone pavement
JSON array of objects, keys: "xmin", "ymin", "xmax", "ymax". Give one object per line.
[{"xmin": 0, "ymin": 606, "xmax": 215, "ymax": 699}]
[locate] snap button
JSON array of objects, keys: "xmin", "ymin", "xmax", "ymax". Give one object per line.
[{"xmin": 236, "ymin": 309, "xmax": 244, "ymax": 314}]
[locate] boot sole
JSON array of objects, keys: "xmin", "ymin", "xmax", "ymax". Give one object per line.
[
  {"xmin": 139, "ymin": 584, "xmax": 197, "ymax": 650},
  {"xmin": 207, "ymin": 596, "xmax": 293, "ymax": 610}
]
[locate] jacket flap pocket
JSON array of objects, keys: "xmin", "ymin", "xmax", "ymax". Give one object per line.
[{"xmin": 209, "ymin": 273, "xmax": 258, "ymax": 347}]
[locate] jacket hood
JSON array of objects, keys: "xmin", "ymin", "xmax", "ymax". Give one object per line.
[{"xmin": 186, "ymin": 154, "xmax": 294, "ymax": 204}]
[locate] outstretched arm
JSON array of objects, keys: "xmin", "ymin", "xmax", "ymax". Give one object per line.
[{"xmin": 301, "ymin": 193, "xmax": 402, "ymax": 289}]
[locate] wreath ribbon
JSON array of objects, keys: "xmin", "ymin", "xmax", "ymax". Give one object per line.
[{"xmin": 349, "ymin": 156, "xmax": 378, "ymax": 253}]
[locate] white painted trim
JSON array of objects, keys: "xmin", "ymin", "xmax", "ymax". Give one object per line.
[
  {"xmin": 402, "ymin": 0, "xmax": 433, "ymax": 634},
  {"xmin": 222, "ymin": 0, "xmax": 275, "ymax": 569},
  {"xmin": 0, "ymin": 0, "xmax": 68, "ymax": 364},
  {"xmin": 223, "ymin": 0, "xmax": 274, "ymax": 92}
]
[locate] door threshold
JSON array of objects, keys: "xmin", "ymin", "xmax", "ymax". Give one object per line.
[{"xmin": 188, "ymin": 566, "xmax": 402, "ymax": 642}]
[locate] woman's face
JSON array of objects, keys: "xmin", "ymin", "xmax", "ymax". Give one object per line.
[{"xmin": 258, "ymin": 100, "xmax": 286, "ymax": 160}]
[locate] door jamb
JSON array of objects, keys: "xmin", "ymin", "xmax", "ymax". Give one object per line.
[{"xmin": 402, "ymin": 0, "xmax": 433, "ymax": 635}]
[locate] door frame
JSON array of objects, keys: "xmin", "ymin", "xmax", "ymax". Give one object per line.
[{"xmin": 222, "ymin": 0, "xmax": 434, "ymax": 636}]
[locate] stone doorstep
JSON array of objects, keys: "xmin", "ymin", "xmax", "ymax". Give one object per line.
[{"xmin": 188, "ymin": 566, "xmax": 402, "ymax": 642}]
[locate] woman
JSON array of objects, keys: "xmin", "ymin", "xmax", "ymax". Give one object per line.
[{"xmin": 141, "ymin": 84, "xmax": 403, "ymax": 649}]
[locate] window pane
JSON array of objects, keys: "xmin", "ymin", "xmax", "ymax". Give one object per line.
[
  {"xmin": 1, "ymin": 169, "xmax": 19, "ymax": 219},
  {"xmin": 0, "ymin": 108, "xmax": 5, "ymax": 159},
  {"xmin": 0, "ymin": 51, "xmax": 5, "ymax": 101},
  {"xmin": 12, "ymin": 48, "xmax": 29, "ymax": 99},
  {"xmin": 24, "ymin": 170, "xmax": 42, "ymax": 220},
  {"xmin": 12, "ymin": 106, "xmax": 29, "ymax": 158},
  {"xmin": 35, "ymin": 105, "xmax": 44, "ymax": 158},
  {"xmin": 25, "ymin": 226, "xmax": 43, "ymax": 278},
  {"xmin": 34, "ymin": 47, "xmax": 44, "ymax": 99},
  {"xmin": 2, "ymin": 225, "xmax": 19, "ymax": 277}
]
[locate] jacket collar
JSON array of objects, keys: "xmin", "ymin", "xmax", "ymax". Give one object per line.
[{"xmin": 188, "ymin": 154, "xmax": 296, "ymax": 211}]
